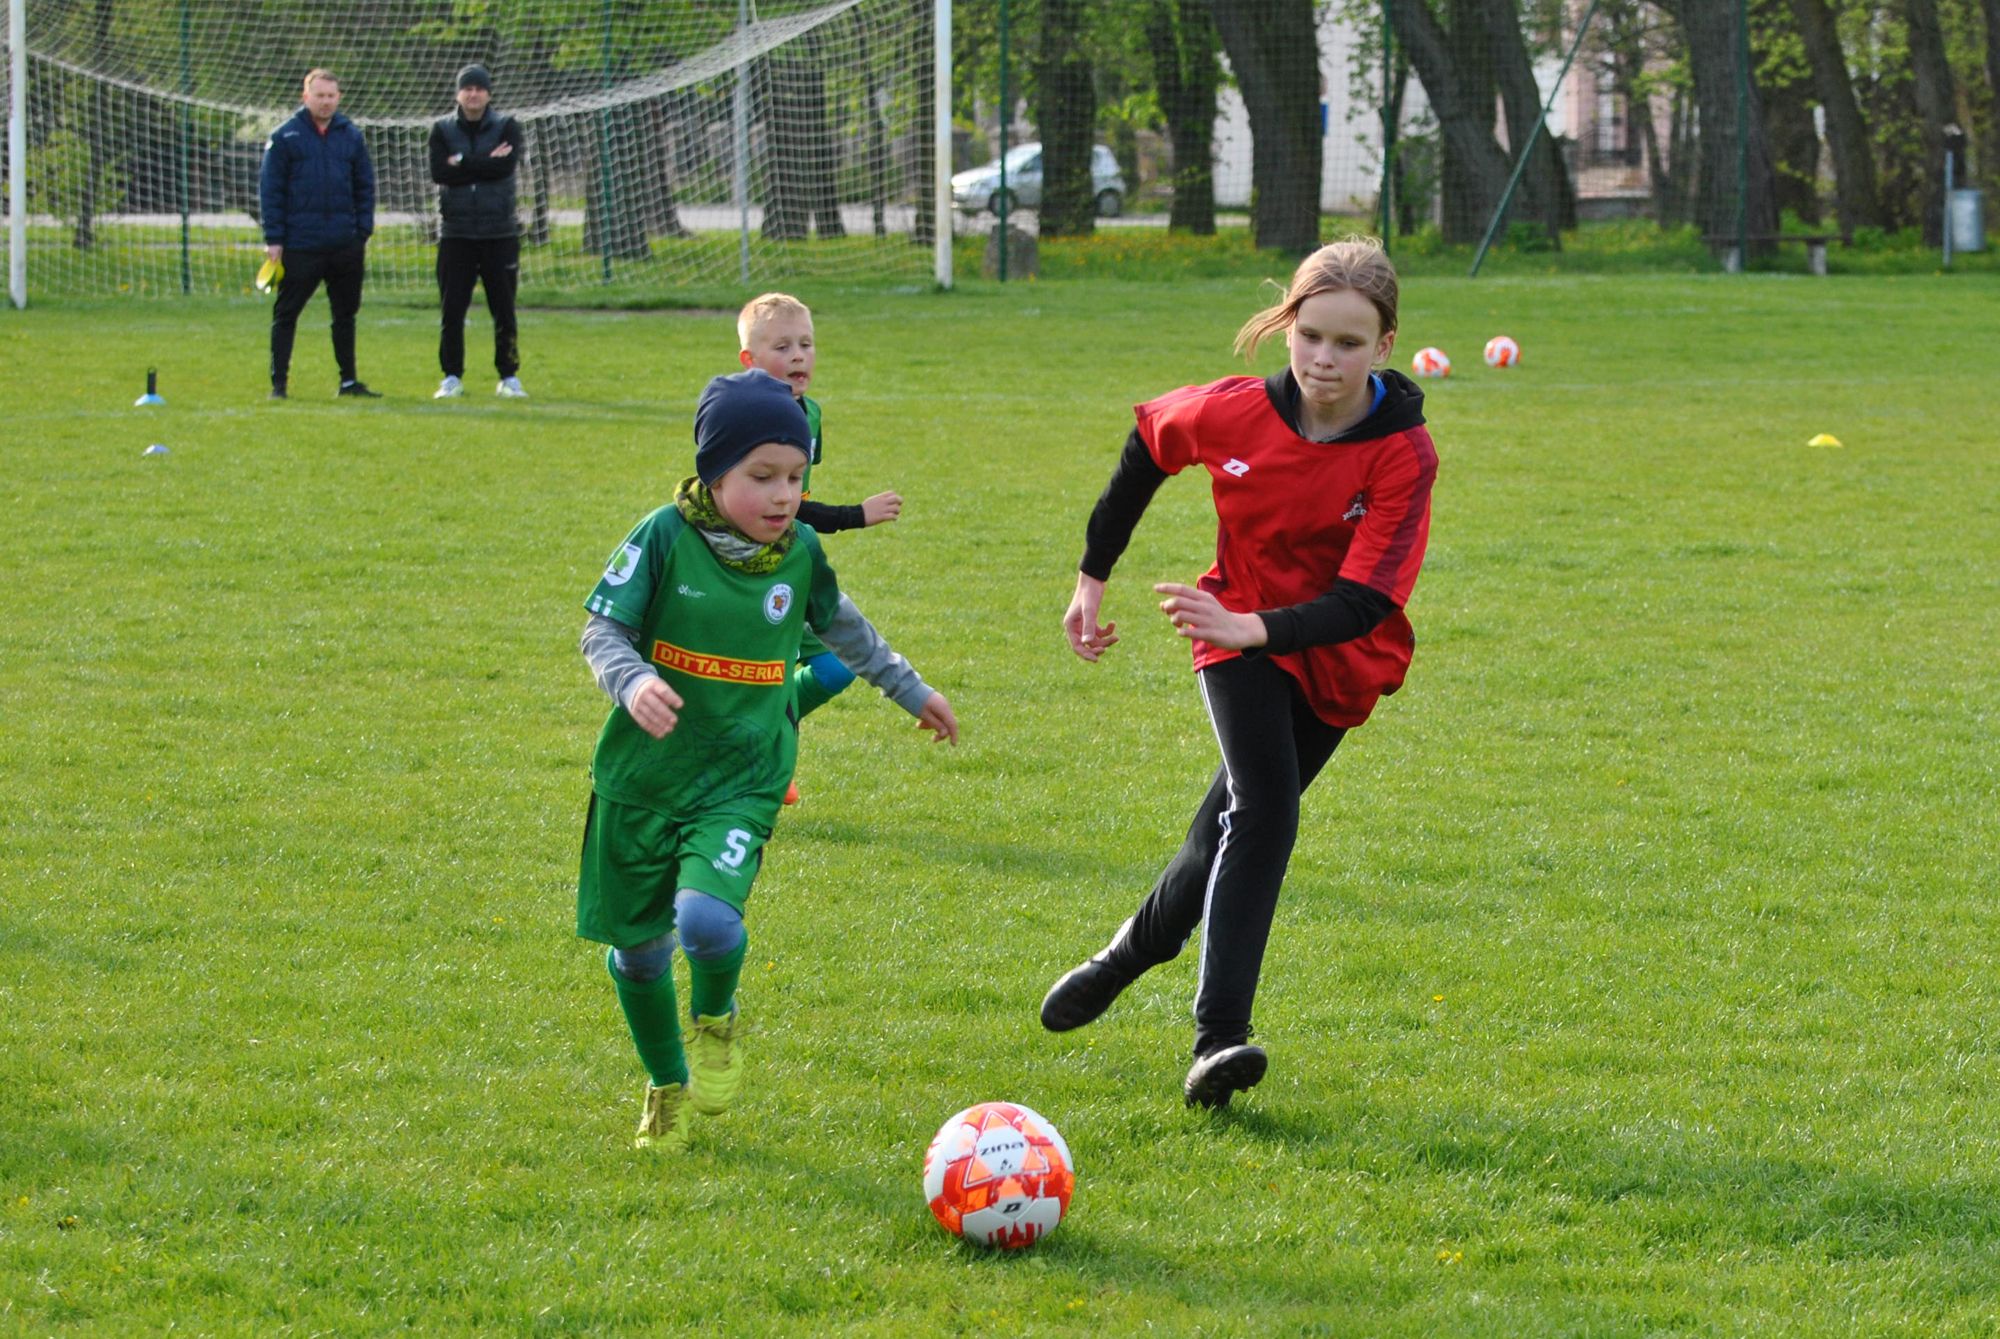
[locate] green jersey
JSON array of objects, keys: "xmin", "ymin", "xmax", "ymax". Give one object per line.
[
  {"xmin": 585, "ymin": 506, "xmax": 840, "ymax": 819},
  {"xmin": 801, "ymin": 394, "xmax": 824, "ymax": 491}
]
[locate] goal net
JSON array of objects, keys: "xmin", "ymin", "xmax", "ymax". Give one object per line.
[{"xmin": 4, "ymin": 0, "xmax": 947, "ymax": 304}]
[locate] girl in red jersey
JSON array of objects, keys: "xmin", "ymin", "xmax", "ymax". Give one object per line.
[{"xmin": 1042, "ymin": 237, "xmax": 1438, "ymax": 1109}]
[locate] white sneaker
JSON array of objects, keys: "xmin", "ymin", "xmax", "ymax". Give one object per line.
[
  {"xmin": 496, "ymin": 376, "xmax": 529, "ymax": 399},
  {"xmin": 433, "ymin": 375, "xmax": 463, "ymax": 399}
]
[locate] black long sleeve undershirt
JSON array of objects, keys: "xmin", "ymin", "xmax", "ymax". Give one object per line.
[
  {"xmin": 1077, "ymin": 427, "xmax": 1397, "ymax": 654},
  {"xmin": 796, "ymin": 499, "xmax": 866, "ymax": 532}
]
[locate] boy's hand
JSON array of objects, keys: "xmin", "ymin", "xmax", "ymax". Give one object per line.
[
  {"xmin": 916, "ymin": 692, "xmax": 958, "ymax": 746},
  {"xmin": 861, "ymin": 491, "xmax": 903, "ymax": 526},
  {"xmin": 627, "ymin": 676, "xmax": 684, "ymax": 739}
]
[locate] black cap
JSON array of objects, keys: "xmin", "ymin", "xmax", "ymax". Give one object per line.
[
  {"xmin": 694, "ymin": 371, "xmax": 811, "ymax": 484},
  {"xmin": 456, "ymin": 64, "xmax": 492, "ymax": 91}
]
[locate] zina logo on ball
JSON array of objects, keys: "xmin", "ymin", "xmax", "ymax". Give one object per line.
[{"xmin": 923, "ymin": 1102, "xmax": 1075, "ymax": 1249}]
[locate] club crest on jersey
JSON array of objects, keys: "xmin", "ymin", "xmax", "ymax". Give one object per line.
[
  {"xmin": 764, "ymin": 583, "xmax": 794, "ymax": 624},
  {"xmin": 1342, "ymin": 491, "xmax": 1369, "ymax": 522},
  {"xmin": 603, "ymin": 543, "xmax": 642, "ymax": 586},
  {"xmin": 1221, "ymin": 458, "xmax": 1251, "ymax": 477}
]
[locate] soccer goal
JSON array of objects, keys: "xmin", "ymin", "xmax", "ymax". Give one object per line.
[{"xmin": 4, "ymin": 0, "xmax": 952, "ymax": 307}]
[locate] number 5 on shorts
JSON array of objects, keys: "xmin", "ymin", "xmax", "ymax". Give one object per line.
[{"xmin": 719, "ymin": 829, "xmax": 753, "ymax": 869}]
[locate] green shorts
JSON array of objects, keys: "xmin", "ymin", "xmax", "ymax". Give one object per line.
[{"xmin": 576, "ymin": 793, "xmax": 770, "ymax": 946}]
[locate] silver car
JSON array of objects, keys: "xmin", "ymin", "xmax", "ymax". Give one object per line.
[{"xmin": 952, "ymin": 143, "xmax": 1126, "ymax": 218}]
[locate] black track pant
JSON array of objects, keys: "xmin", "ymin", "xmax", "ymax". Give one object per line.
[
  {"xmin": 270, "ymin": 242, "xmax": 365, "ymax": 387},
  {"xmin": 1113, "ymin": 653, "xmax": 1345, "ymax": 1058},
  {"xmin": 437, "ymin": 236, "xmax": 520, "ymax": 379}
]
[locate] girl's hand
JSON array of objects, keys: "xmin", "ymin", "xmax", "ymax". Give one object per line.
[
  {"xmin": 917, "ymin": 692, "xmax": 959, "ymax": 745},
  {"xmin": 627, "ymin": 676, "xmax": 684, "ymax": 739},
  {"xmin": 1063, "ymin": 572, "xmax": 1118, "ymax": 661},
  {"xmin": 862, "ymin": 492, "xmax": 903, "ymax": 525},
  {"xmin": 1154, "ymin": 582, "xmax": 1268, "ymax": 651}
]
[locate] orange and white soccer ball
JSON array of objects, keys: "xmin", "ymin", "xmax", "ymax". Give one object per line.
[
  {"xmin": 923, "ymin": 1101, "xmax": 1075, "ymax": 1249},
  {"xmin": 1483, "ymin": 335, "xmax": 1521, "ymax": 368},
  {"xmin": 1411, "ymin": 346, "xmax": 1451, "ymax": 378}
]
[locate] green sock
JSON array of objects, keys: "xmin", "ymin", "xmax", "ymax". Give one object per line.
[
  {"xmin": 607, "ymin": 949, "xmax": 689, "ymax": 1087},
  {"xmin": 793, "ymin": 664, "xmax": 838, "ymax": 719},
  {"xmin": 687, "ymin": 937, "xmax": 747, "ymax": 1021}
]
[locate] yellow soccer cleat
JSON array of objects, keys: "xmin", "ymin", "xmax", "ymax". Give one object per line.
[
  {"xmin": 688, "ymin": 1010, "xmax": 744, "ymax": 1115},
  {"xmin": 634, "ymin": 1081, "xmax": 692, "ymax": 1151}
]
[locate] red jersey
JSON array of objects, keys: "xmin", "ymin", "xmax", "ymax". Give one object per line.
[{"xmin": 1135, "ymin": 375, "xmax": 1437, "ymax": 727}]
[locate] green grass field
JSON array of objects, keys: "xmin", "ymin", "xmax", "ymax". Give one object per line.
[{"xmin": 3, "ymin": 268, "xmax": 1998, "ymax": 1335}]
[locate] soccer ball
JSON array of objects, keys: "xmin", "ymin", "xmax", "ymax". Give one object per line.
[
  {"xmin": 1483, "ymin": 335, "xmax": 1521, "ymax": 368},
  {"xmin": 923, "ymin": 1101, "xmax": 1075, "ymax": 1249},
  {"xmin": 1410, "ymin": 346, "xmax": 1451, "ymax": 378}
]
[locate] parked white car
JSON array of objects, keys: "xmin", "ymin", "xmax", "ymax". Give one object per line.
[{"xmin": 952, "ymin": 143, "xmax": 1125, "ymax": 217}]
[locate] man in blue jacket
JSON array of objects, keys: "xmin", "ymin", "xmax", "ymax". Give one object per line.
[{"xmin": 261, "ymin": 69, "xmax": 379, "ymax": 399}]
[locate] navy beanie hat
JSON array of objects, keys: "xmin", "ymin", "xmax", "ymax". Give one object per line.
[
  {"xmin": 456, "ymin": 64, "xmax": 492, "ymax": 91},
  {"xmin": 694, "ymin": 370, "xmax": 812, "ymax": 484}
]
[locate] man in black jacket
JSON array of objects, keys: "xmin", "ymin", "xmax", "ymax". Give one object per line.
[{"xmin": 429, "ymin": 65, "xmax": 528, "ymax": 399}]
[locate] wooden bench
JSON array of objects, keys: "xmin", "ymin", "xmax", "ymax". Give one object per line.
[{"xmin": 1706, "ymin": 234, "xmax": 1839, "ymax": 276}]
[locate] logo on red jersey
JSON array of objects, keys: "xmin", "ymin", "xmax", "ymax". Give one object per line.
[
  {"xmin": 1343, "ymin": 491, "xmax": 1369, "ymax": 522},
  {"xmin": 1221, "ymin": 458, "xmax": 1250, "ymax": 477}
]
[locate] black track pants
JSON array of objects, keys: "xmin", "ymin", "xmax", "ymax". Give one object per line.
[
  {"xmin": 1115, "ymin": 653, "xmax": 1345, "ymax": 1057},
  {"xmin": 437, "ymin": 236, "xmax": 520, "ymax": 379},
  {"xmin": 269, "ymin": 242, "xmax": 365, "ymax": 386}
]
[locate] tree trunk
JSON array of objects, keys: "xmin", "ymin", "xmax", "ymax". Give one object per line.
[
  {"xmin": 74, "ymin": 0, "xmax": 117, "ymax": 251},
  {"xmin": 638, "ymin": 98, "xmax": 692, "ymax": 240},
  {"xmin": 1036, "ymin": 0, "xmax": 1097, "ymax": 237},
  {"xmin": 762, "ymin": 34, "xmax": 844, "ymax": 241},
  {"xmin": 911, "ymin": 0, "xmax": 936, "ymax": 249},
  {"xmin": 1212, "ymin": 0, "xmax": 1323, "ymax": 253},
  {"xmin": 1756, "ymin": 0, "xmax": 1821, "ymax": 226},
  {"xmin": 1663, "ymin": 0, "xmax": 1778, "ymax": 248},
  {"xmin": 1478, "ymin": 0, "xmax": 1577, "ymax": 242},
  {"xmin": 532, "ymin": 135, "xmax": 552, "ymax": 247},
  {"xmin": 1146, "ymin": 0, "xmax": 1219, "ymax": 235},
  {"xmin": 1661, "ymin": 82, "xmax": 1697, "ymax": 228},
  {"xmin": 1393, "ymin": 0, "xmax": 1513, "ymax": 244},
  {"xmin": 1904, "ymin": 0, "xmax": 1956, "ymax": 245},
  {"xmin": 1787, "ymin": 0, "xmax": 1883, "ymax": 236},
  {"xmin": 1986, "ymin": 0, "xmax": 2000, "ymax": 189},
  {"xmin": 856, "ymin": 18, "xmax": 888, "ymax": 238}
]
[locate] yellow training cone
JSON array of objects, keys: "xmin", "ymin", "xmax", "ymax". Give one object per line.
[
  {"xmin": 1807, "ymin": 433, "xmax": 1842, "ymax": 448},
  {"xmin": 255, "ymin": 257, "xmax": 284, "ymax": 294}
]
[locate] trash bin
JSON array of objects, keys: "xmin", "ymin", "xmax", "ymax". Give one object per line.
[{"xmin": 1949, "ymin": 189, "xmax": 1986, "ymax": 253}]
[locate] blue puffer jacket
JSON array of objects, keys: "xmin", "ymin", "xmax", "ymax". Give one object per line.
[{"xmin": 260, "ymin": 107, "xmax": 375, "ymax": 250}]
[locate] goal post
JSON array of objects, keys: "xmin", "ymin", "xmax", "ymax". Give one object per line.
[{"xmin": 4, "ymin": 0, "xmax": 951, "ymax": 306}]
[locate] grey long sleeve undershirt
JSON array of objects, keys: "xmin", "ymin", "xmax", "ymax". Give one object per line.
[{"xmin": 580, "ymin": 597, "xmax": 935, "ymax": 719}]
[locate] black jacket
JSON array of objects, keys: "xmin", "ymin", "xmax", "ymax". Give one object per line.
[{"xmin": 428, "ymin": 110, "xmax": 525, "ymax": 240}]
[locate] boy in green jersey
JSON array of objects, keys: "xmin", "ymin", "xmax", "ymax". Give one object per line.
[
  {"xmin": 736, "ymin": 293, "xmax": 903, "ymax": 804},
  {"xmin": 579, "ymin": 369, "xmax": 959, "ymax": 1151}
]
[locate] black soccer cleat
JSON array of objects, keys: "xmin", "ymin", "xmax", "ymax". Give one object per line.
[
  {"xmin": 1183, "ymin": 1043, "xmax": 1267, "ymax": 1109},
  {"xmin": 1040, "ymin": 920, "xmax": 1138, "ymax": 1032},
  {"xmin": 268, "ymin": 383, "xmax": 288, "ymax": 400},
  {"xmin": 337, "ymin": 380, "xmax": 382, "ymax": 398}
]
